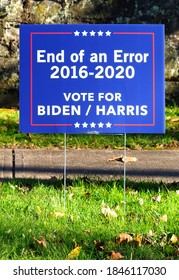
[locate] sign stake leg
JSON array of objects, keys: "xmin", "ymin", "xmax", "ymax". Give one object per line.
[
  {"xmin": 63, "ymin": 133, "xmax": 67, "ymax": 208},
  {"xmin": 123, "ymin": 133, "xmax": 127, "ymax": 215}
]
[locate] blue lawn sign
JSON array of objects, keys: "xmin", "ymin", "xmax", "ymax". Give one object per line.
[{"xmin": 20, "ymin": 24, "xmax": 165, "ymax": 134}]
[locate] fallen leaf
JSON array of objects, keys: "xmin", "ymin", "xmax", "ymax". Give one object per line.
[
  {"xmin": 148, "ymin": 230, "xmax": 154, "ymax": 237},
  {"xmin": 120, "ymin": 201, "xmax": 126, "ymax": 204},
  {"xmin": 84, "ymin": 191, "xmax": 90, "ymax": 197},
  {"xmin": 174, "ymin": 248, "xmax": 179, "ymax": 257},
  {"xmin": 34, "ymin": 236, "xmax": 47, "ymax": 248},
  {"xmin": 139, "ymin": 198, "xmax": 144, "ymax": 205},
  {"xmin": 169, "ymin": 117, "xmax": 179, "ymax": 122},
  {"xmin": 15, "ymin": 185, "xmax": 29, "ymax": 192},
  {"xmin": 1, "ymin": 126, "xmax": 7, "ymax": 131},
  {"xmin": 94, "ymin": 240, "xmax": 105, "ymax": 251},
  {"xmin": 176, "ymin": 190, "xmax": 179, "ymax": 195},
  {"xmin": 170, "ymin": 234, "xmax": 179, "ymax": 244},
  {"xmin": 160, "ymin": 234, "xmax": 167, "ymax": 246},
  {"xmin": 152, "ymin": 195, "xmax": 161, "ymax": 202},
  {"xmin": 84, "ymin": 229, "xmax": 92, "ymax": 234},
  {"xmin": 122, "ymin": 156, "xmax": 137, "ymax": 163},
  {"xmin": 53, "ymin": 211, "xmax": 65, "ymax": 218},
  {"xmin": 128, "ymin": 190, "xmax": 138, "ymax": 196},
  {"xmin": 66, "ymin": 186, "xmax": 75, "ymax": 190},
  {"xmin": 114, "ymin": 205, "xmax": 120, "ymax": 210},
  {"xmin": 68, "ymin": 193, "xmax": 74, "ymax": 200},
  {"xmin": 109, "ymin": 250, "xmax": 124, "ymax": 260},
  {"xmin": 67, "ymin": 246, "xmax": 81, "ymax": 260},
  {"xmin": 134, "ymin": 235, "xmax": 142, "ymax": 247},
  {"xmin": 160, "ymin": 214, "xmax": 168, "ymax": 222},
  {"xmin": 115, "ymin": 233, "xmax": 133, "ymax": 244},
  {"xmin": 102, "ymin": 205, "xmax": 118, "ymax": 218},
  {"xmin": 107, "ymin": 155, "xmax": 123, "ymax": 162},
  {"xmin": 144, "ymin": 237, "xmax": 154, "ymax": 245},
  {"xmin": 107, "ymin": 155, "xmax": 137, "ymax": 163}
]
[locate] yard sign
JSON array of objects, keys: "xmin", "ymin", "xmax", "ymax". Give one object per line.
[{"xmin": 20, "ymin": 24, "xmax": 165, "ymax": 134}]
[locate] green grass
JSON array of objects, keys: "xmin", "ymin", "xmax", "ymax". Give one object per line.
[
  {"xmin": 0, "ymin": 106, "xmax": 178, "ymax": 149},
  {"xmin": 0, "ymin": 107, "xmax": 178, "ymax": 259},
  {"xmin": 0, "ymin": 179, "xmax": 178, "ymax": 260}
]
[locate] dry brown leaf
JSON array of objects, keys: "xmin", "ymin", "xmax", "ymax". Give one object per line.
[
  {"xmin": 122, "ymin": 156, "xmax": 137, "ymax": 163},
  {"xmin": 174, "ymin": 248, "xmax": 179, "ymax": 257},
  {"xmin": 66, "ymin": 186, "xmax": 75, "ymax": 190},
  {"xmin": 168, "ymin": 117, "xmax": 179, "ymax": 122},
  {"xmin": 148, "ymin": 230, "xmax": 154, "ymax": 237},
  {"xmin": 144, "ymin": 237, "xmax": 154, "ymax": 245},
  {"xmin": 15, "ymin": 185, "xmax": 29, "ymax": 192},
  {"xmin": 67, "ymin": 246, "xmax": 82, "ymax": 260},
  {"xmin": 102, "ymin": 205, "xmax": 118, "ymax": 218},
  {"xmin": 1, "ymin": 126, "xmax": 7, "ymax": 131},
  {"xmin": 170, "ymin": 234, "xmax": 179, "ymax": 244},
  {"xmin": 107, "ymin": 155, "xmax": 123, "ymax": 162},
  {"xmin": 160, "ymin": 214, "xmax": 168, "ymax": 222},
  {"xmin": 134, "ymin": 235, "xmax": 142, "ymax": 247},
  {"xmin": 109, "ymin": 250, "xmax": 124, "ymax": 260},
  {"xmin": 68, "ymin": 193, "xmax": 74, "ymax": 200},
  {"xmin": 84, "ymin": 191, "xmax": 90, "ymax": 197},
  {"xmin": 53, "ymin": 211, "xmax": 65, "ymax": 218},
  {"xmin": 116, "ymin": 233, "xmax": 133, "ymax": 244},
  {"xmin": 27, "ymin": 133, "xmax": 33, "ymax": 138},
  {"xmin": 34, "ymin": 236, "xmax": 47, "ymax": 248},
  {"xmin": 160, "ymin": 234, "xmax": 167, "ymax": 246},
  {"xmin": 94, "ymin": 240, "xmax": 105, "ymax": 251},
  {"xmin": 84, "ymin": 229, "xmax": 92, "ymax": 234},
  {"xmin": 139, "ymin": 198, "xmax": 144, "ymax": 205},
  {"xmin": 120, "ymin": 200, "xmax": 126, "ymax": 204},
  {"xmin": 152, "ymin": 195, "xmax": 161, "ymax": 202},
  {"xmin": 107, "ymin": 155, "xmax": 137, "ymax": 163}
]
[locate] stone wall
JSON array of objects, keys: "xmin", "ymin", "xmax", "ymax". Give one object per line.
[{"xmin": 0, "ymin": 0, "xmax": 179, "ymax": 107}]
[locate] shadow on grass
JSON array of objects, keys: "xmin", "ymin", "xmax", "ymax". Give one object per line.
[{"xmin": 1, "ymin": 177, "xmax": 178, "ymax": 192}]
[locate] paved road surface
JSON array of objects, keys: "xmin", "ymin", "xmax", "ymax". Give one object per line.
[{"xmin": 0, "ymin": 149, "xmax": 178, "ymax": 183}]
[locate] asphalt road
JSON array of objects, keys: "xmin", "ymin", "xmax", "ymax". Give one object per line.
[{"xmin": 0, "ymin": 149, "xmax": 179, "ymax": 183}]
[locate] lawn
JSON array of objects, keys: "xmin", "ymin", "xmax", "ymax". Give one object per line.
[
  {"xmin": 0, "ymin": 106, "xmax": 178, "ymax": 149},
  {"xmin": 0, "ymin": 106, "xmax": 178, "ymax": 260},
  {"xmin": 0, "ymin": 179, "xmax": 178, "ymax": 260}
]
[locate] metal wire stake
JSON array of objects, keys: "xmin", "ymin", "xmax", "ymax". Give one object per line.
[
  {"xmin": 63, "ymin": 133, "xmax": 67, "ymax": 208},
  {"xmin": 123, "ymin": 133, "xmax": 127, "ymax": 215}
]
